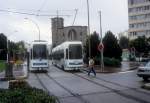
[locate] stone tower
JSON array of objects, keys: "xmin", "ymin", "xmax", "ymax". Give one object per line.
[
  {"xmin": 51, "ymin": 17, "xmax": 64, "ymax": 47},
  {"xmin": 51, "ymin": 17, "xmax": 87, "ymax": 48}
]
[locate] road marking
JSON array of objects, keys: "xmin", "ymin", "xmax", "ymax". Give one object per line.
[{"xmin": 118, "ymin": 70, "xmax": 135, "ymax": 74}]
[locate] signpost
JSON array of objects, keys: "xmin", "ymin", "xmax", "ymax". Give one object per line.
[
  {"xmin": 98, "ymin": 43, "xmax": 104, "ymax": 52},
  {"xmin": 99, "ymin": 11, "xmax": 104, "ymax": 72}
]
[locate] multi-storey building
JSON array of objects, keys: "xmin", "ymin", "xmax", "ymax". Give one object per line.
[
  {"xmin": 51, "ymin": 17, "xmax": 87, "ymax": 47},
  {"xmin": 128, "ymin": 0, "xmax": 150, "ymax": 39}
]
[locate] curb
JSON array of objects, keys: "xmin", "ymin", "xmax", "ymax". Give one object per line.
[
  {"xmin": 128, "ymin": 66, "xmax": 138, "ymax": 71},
  {"xmin": 81, "ymin": 66, "xmax": 138, "ymax": 74},
  {"xmin": 0, "ymin": 77, "xmax": 15, "ymax": 81},
  {"xmin": 0, "ymin": 75, "xmax": 27, "ymax": 81}
]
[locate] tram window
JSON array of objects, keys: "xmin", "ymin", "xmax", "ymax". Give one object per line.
[
  {"xmin": 66, "ymin": 49, "xmax": 68, "ymax": 59},
  {"xmin": 69, "ymin": 44, "xmax": 82, "ymax": 59},
  {"xmin": 33, "ymin": 45, "xmax": 47, "ymax": 59},
  {"xmin": 53, "ymin": 50, "xmax": 64, "ymax": 60}
]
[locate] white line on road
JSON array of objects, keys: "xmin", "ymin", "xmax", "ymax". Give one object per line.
[{"xmin": 118, "ymin": 70, "xmax": 135, "ymax": 74}]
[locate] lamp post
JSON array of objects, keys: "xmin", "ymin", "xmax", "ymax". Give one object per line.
[
  {"xmin": 24, "ymin": 18, "xmax": 41, "ymax": 41},
  {"xmin": 86, "ymin": 0, "xmax": 91, "ymax": 58}
]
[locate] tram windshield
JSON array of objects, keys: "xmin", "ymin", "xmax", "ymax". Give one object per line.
[
  {"xmin": 69, "ymin": 44, "xmax": 82, "ymax": 59},
  {"xmin": 33, "ymin": 44, "xmax": 47, "ymax": 59}
]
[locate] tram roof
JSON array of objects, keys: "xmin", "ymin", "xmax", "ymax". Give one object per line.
[
  {"xmin": 52, "ymin": 41, "xmax": 82, "ymax": 52},
  {"xmin": 31, "ymin": 40, "xmax": 48, "ymax": 45}
]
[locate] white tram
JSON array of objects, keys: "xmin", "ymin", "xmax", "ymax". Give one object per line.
[
  {"xmin": 29, "ymin": 40, "xmax": 49, "ymax": 71},
  {"xmin": 52, "ymin": 41, "xmax": 83, "ymax": 70}
]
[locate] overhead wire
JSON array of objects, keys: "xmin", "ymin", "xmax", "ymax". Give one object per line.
[
  {"xmin": 36, "ymin": 0, "xmax": 47, "ymax": 16},
  {"xmin": 0, "ymin": 9, "xmax": 71, "ymax": 17}
]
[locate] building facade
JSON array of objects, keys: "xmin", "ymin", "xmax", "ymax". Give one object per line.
[
  {"xmin": 128, "ymin": 0, "xmax": 150, "ymax": 39},
  {"xmin": 51, "ymin": 17, "xmax": 87, "ymax": 47}
]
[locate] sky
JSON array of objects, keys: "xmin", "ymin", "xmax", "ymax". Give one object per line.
[{"xmin": 0, "ymin": 0, "xmax": 129, "ymax": 44}]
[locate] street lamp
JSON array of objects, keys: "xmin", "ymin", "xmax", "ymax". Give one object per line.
[
  {"xmin": 86, "ymin": 0, "xmax": 91, "ymax": 58},
  {"xmin": 24, "ymin": 18, "xmax": 41, "ymax": 41}
]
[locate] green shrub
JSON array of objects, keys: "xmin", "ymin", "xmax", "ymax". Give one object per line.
[
  {"xmin": 0, "ymin": 80, "xmax": 58, "ymax": 103},
  {"xmin": 9, "ymin": 80, "xmax": 30, "ymax": 89},
  {"xmin": 103, "ymin": 57, "xmax": 121, "ymax": 67},
  {"xmin": 0, "ymin": 87, "xmax": 57, "ymax": 103},
  {"xmin": 0, "ymin": 60, "xmax": 6, "ymax": 72},
  {"xmin": 94, "ymin": 57, "xmax": 121, "ymax": 67}
]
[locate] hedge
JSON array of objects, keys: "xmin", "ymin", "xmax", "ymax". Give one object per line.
[
  {"xmin": 103, "ymin": 57, "xmax": 121, "ymax": 67},
  {"xmin": 0, "ymin": 80, "xmax": 57, "ymax": 103},
  {"xmin": 94, "ymin": 57, "xmax": 121, "ymax": 67},
  {"xmin": 0, "ymin": 60, "xmax": 6, "ymax": 72}
]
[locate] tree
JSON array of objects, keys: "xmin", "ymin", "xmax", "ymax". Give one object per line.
[
  {"xmin": 103, "ymin": 31, "xmax": 122, "ymax": 60},
  {"xmin": 84, "ymin": 31, "xmax": 100, "ymax": 58},
  {"xmin": 16, "ymin": 41, "xmax": 26, "ymax": 60},
  {"xmin": 119, "ymin": 36, "xmax": 129, "ymax": 49},
  {"xmin": 8, "ymin": 41, "xmax": 18, "ymax": 60},
  {"xmin": 0, "ymin": 33, "xmax": 7, "ymax": 60},
  {"xmin": 8, "ymin": 41, "xmax": 26, "ymax": 61},
  {"xmin": 129, "ymin": 36, "xmax": 149, "ymax": 56}
]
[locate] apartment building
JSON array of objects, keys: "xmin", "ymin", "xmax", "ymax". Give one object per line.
[{"xmin": 128, "ymin": 0, "xmax": 150, "ymax": 39}]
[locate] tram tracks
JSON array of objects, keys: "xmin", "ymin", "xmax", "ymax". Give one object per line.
[
  {"xmin": 34, "ymin": 65, "xmax": 150, "ymax": 103},
  {"xmin": 76, "ymin": 70, "xmax": 150, "ymax": 96},
  {"xmin": 72, "ymin": 72, "xmax": 150, "ymax": 103},
  {"xmin": 45, "ymin": 73, "xmax": 90, "ymax": 103},
  {"xmin": 34, "ymin": 73, "xmax": 60, "ymax": 103},
  {"xmin": 34, "ymin": 72, "xmax": 89, "ymax": 103},
  {"xmin": 54, "ymin": 66, "xmax": 150, "ymax": 103}
]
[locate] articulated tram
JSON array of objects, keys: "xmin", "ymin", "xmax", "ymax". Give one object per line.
[
  {"xmin": 52, "ymin": 41, "xmax": 83, "ymax": 70},
  {"xmin": 29, "ymin": 40, "xmax": 49, "ymax": 71}
]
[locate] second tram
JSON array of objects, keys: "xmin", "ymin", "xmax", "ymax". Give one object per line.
[{"xmin": 52, "ymin": 41, "xmax": 83, "ymax": 70}]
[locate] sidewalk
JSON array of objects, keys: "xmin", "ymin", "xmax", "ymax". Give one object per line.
[{"xmin": 82, "ymin": 61, "xmax": 140, "ymax": 73}]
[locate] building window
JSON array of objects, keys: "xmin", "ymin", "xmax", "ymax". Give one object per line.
[
  {"xmin": 129, "ymin": 0, "xmax": 150, "ymax": 5},
  {"xmin": 68, "ymin": 29, "xmax": 77, "ymax": 41}
]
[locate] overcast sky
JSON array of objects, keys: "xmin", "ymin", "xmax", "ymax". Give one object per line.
[{"xmin": 0, "ymin": 0, "xmax": 128, "ymax": 44}]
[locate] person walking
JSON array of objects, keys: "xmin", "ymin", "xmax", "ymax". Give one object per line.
[{"xmin": 88, "ymin": 57, "xmax": 96, "ymax": 76}]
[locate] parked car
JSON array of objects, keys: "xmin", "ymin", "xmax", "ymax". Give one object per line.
[{"xmin": 137, "ymin": 62, "xmax": 150, "ymax": 81}]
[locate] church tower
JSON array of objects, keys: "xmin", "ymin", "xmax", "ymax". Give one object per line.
[{"xmin": 51, "ymin": 17, "xmax": 64, "ymax": 47}]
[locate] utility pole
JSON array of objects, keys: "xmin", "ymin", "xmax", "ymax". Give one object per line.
[
  {"xmin": 72, "ymin": 9, "xmax": 78, "ymax": 26},
  {"xmin": 99, "ymin": 11, "xmax": 104, "ymax": 72},
  {"xmin": 87, "ymin": 0, "xmax": 91, "ymax": 58}
]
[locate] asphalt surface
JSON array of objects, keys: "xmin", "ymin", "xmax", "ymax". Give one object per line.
[{"xmin": 26, "ymin": 62, "xmax": 150, "ymax": 103}]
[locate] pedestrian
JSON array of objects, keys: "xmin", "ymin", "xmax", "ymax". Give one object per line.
[{"xmin": 88, "ymin": 57, "xmax": 96, "ymax": 76}]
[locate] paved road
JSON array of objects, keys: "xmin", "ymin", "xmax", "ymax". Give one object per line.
[{"xmin": 27, "ymin": 62, "xmax": 150, "ymax": 103}]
